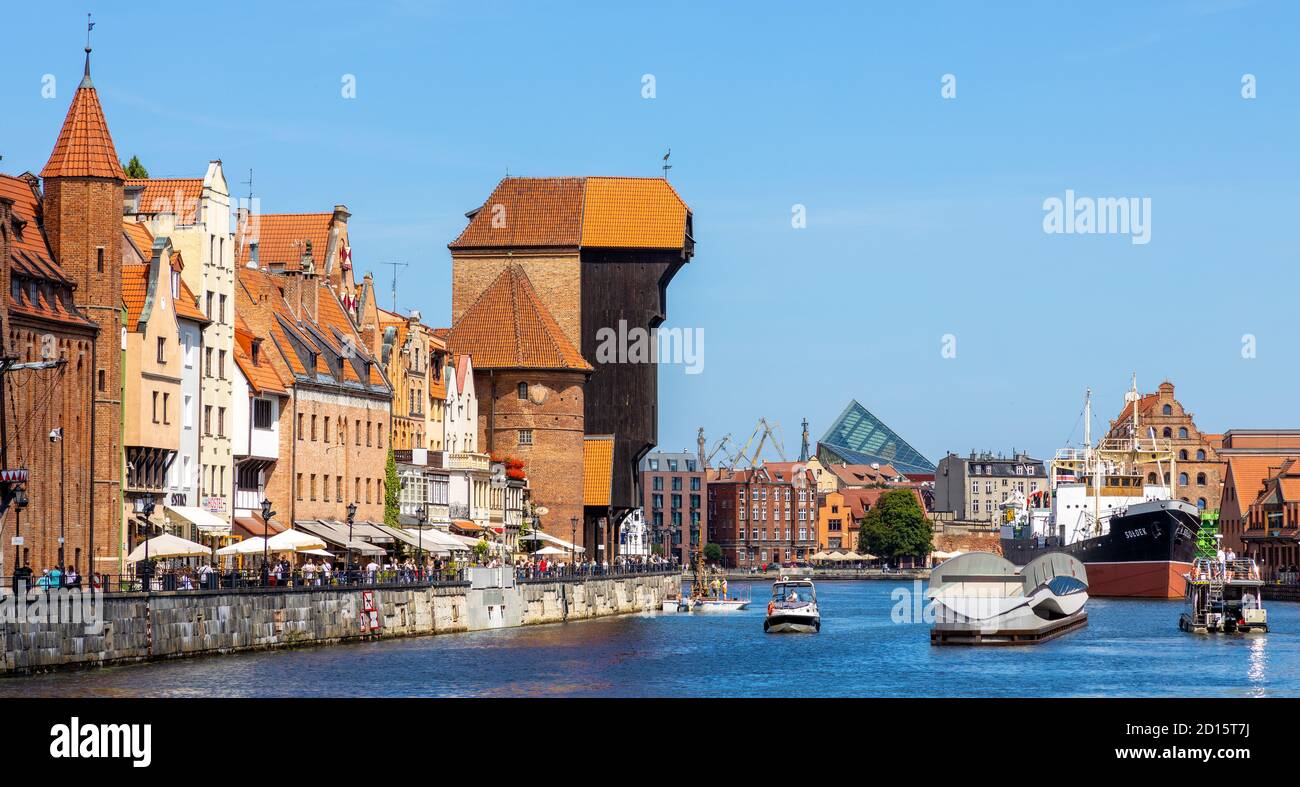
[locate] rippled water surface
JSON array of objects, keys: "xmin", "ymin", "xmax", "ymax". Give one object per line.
[{"xmin": 3, "ymin": 581, "xmax": 1297, "ymax": 697}]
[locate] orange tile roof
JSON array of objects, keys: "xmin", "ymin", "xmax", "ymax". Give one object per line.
[
  {"xmin": 233, "ymin": 327, "xmax": 288, "ymax": 395},
  {"xmin": 1227, "ymin": 455, "xmax": 1299, "ymax": 509},
  {"xmin": 127, "ymin": 178, "xmax": 203, "ymax": 224},
  {"xmin": 40, "ymin": 84, "xmax": 125, "ymax": 180},
  {"xmin": 449, "ymin": 177, "xmax": 690, "ymax": 251},
  {"xmin": 174, "ymin": 278, "xmax": 208, "ymax": 323},
  {"xmin": 583, "ymin": 436, "xmax": 615, "ymax": 507},
  {"xmin": 122, "ymin": 221, "xmax": 154, "ymax": 258},
  {"xmin": 122, "ymin": 264, "xmax": 149, "ymax": 326},
  {"xmin": 236, "ymin": 213, "xmax": 333, "ymax": 271},
  {"xmin": 581, "ymin": 177, "xmax": 690, "ymax": 249},
  {"xmin": 447, "ymin": 264, "xmax": 592, "ymax": 372}
]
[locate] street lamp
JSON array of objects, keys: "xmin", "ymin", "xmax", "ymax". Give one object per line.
[
  {"xmin": 346, "ymin": 501, "xmax": 358, "ymax": 583},
  {"xmin": 570, "ymin": 516, "xmax": 578, "ymax": 572},
  {"xmin": 260, "ymin": 499, "xmax": 275, "ymax": 587},
  {"xmin": 415, "ymin": 504, "xmax": 427, "ymax": 580},
  {"xmin": 49, "ymin": 428, "xmax": 65, "ymax": 573},
  {"xmin": 140, "ymin": 498, "xmax": 157, "ymax": 593}
]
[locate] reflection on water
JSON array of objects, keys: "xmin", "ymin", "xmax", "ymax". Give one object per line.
[{"xmin": 2, "ymin": 582, "xmax": 1299, "ymax": 698}]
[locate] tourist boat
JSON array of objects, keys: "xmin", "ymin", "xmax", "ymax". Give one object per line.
[
  {"xmin": 930, "ymin": 552, "xmax": 1089, "ymax": 645},
  {"xmin": 1000, "ymin": 378, "xmax": 1200, "ymax": 598},
  {"xmin": 764, "ymin": 576, "xmax": 820, "ymax": 633},
  {"xmin": 1179, "ymin": 558, "xmax": 1268, "ymax": 634}
]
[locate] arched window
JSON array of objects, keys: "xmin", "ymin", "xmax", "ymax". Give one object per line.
[
  {"xmin": 517, "ymin": 382, "xmax": 528, "ymax": 400},
  {"xmin": 1178, "ymin": 472, "xmax": 1189, "ymax": 486},
  {"xmin": 1197, "ymin": 498, "xmax": 1207, "ymax": 510},
  {"xmin": 1196, "ymin": 449, "xmax": 1206, "ymax": 461},
  {"xmin": 1196, "ymin": 473, "xmax": 1206, "ymax": 485},
  {"xmin": 1147, "ymin": 472, "xmax": 1157, "ymax": 484},
  {"xmin": 1163, "ymin": 404, "xmax": 1172, "ymax": 415},
  {"xmin": 1164, "ymin": 472, "xmax": 1171, "ymax": 484},
  {"xmin": 1162, "ymin": 427, "xmax": 1172, "ymax": 438},
  {"xmin": 1179, "ymin": 450, "xmax": 1188, "ymax": 461},
  {"xmin": 1179, "ymin": 427, "xmax": 1189, "ymax": 439}
]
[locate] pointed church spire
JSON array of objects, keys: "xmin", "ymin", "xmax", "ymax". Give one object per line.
[{"xmin": 40, "ymin": 19, "xmax": 125, "ymax": 181}]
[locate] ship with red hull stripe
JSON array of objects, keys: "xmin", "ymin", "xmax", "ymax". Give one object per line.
[
  {"xmin": 1001, "ymin": 499, "xmax": 1199, "ymax": 598},
  {"xmin": 999, "ymin": 379, "xmax": 1199, "ymax": 599}
]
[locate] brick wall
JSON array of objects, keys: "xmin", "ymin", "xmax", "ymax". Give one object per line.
[
  {"xmin": 281, "ymin": 388, "xmax": 390, "ymax": 524},
  {"xmin": 474, "ymin": 368, "xmax": 586, "ymax": 545},
  {"xmin": 41, "ymin": 176, "xmax": 124, "ymax": 573},
  {"xmin": 451, "ymin": 252, "xmax": 581, "ymax": 346}
]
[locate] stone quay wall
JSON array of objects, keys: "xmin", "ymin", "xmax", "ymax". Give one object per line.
[{"xmin": 0, "ymin": 572, "xmax": 679, "ymax": 675}]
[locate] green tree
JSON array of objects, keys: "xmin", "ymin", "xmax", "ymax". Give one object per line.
[
  {"xmin": 383, "ymin": 448, "xmax": 401, "ymax": 528},
  {"xmin": 858, "ymin": 489, "xmax": 933, "ymax": 561},
  {"xmin": 703, "ymin": 542, "xmax": 723, "ymax": 565},
  {"xmin": 123, "ymin": 155, "xmax": 148, "ymax": 178}
]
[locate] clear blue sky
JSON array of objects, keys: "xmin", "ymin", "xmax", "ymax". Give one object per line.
[{"xmin": 3, "ymin": 1, "xmax": 1297, "ymax": 463}]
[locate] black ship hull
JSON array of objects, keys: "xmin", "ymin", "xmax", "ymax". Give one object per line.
[{"xmin": 1000, "ymin": 500, "xmax": 1200, "ymax": 598}]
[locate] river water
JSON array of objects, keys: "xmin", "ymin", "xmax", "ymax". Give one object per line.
[{"xmin": 3, "ymin": 580, "xmax": 1298, "ymax": 697}]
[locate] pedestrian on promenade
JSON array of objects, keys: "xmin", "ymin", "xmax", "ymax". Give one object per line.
[
  {"xmin": 365, "ymin": 559, "xmax": 379, "ymax": 584},
  {"xmin": 65, "ymin": 565, "xmax": 80, "ymax": 589}
]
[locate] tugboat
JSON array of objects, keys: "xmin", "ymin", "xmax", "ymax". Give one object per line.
[
  {"xmin": 1000, "ymin": 378, "xmax": 1200, "ymax": 598},
  {"xmin": 1179, "ymin": 557, "xmax": 1268, "ymax": 634},
  {"xmin": 764, "ymin": 575, "xmax": 820, "ymax": 633}
]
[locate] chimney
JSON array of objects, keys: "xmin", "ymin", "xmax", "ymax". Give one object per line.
[{"xmin": 325, "ymin": 204, "xmax": 350, "ymax": 290}]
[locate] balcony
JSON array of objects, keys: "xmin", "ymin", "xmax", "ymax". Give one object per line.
[{"xmin": 447, "ymin": 452, "xmax": 490, "ymax": 472}]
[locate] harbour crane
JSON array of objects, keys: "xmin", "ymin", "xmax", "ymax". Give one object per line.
[{"xmin": 732, "ymin": 418, "xmax": 787, "ymax": 469}]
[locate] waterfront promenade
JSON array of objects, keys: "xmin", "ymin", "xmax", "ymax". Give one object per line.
[{"xmin": 0, "ymin": 566, "xmax": 679, "ymax": 676}]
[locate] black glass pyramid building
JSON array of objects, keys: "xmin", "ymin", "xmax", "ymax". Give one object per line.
[{"xmin": 817, "ymin": 400, "xmax": 936, "ymax": 476}]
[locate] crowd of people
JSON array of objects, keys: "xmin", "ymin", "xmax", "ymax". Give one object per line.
[
  {"xmin": 8, "ymin": 562, "xmax": 84, "ymax": 593},
  {"xmin": 515, "ymin": 553, "xmax": 679, "ymax": 580}
]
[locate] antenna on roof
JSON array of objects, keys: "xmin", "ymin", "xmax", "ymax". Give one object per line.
[
  {"xmin": 661, "ymin": 148, "xmax": 672, "ymax": 179},
  {"xmin": 380, "ymin": 261, "xmax": 408, "ymax": 312}
]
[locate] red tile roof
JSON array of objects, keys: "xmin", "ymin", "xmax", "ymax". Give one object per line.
[
  {"xmin": 122, "ymin": 264, "xmax": 149, "ymax": 326},
  {"xmin": 447, "ymin": 264, "xmax": 591, "ymax": 372},
  {"xmin": 40, "ymin": 84, "xmax": 125, "ymax": 180},
  {"xmin": 174, "ymin": 278, "xmax": 208, "ymax": 323},
  {"xmin": 449, "ymin": 177, "xmax": 690, "ymax": 251},
  {"xmin": 127, "ymin": 178, "xmax": 203, "ymax": 224},
  {"xmin": 236, "ymin": 213, "xmax": 333, "ymax": 271},
  {"xmin": 233, "ymin": 326, "xmax": 288, "ymax": 395}
]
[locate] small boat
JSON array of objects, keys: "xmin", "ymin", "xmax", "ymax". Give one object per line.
[
  {"xmin": 1179, "ymin": 557, "xmax": 1268, "ymax": 634},
  {"xmin": 661, "ymin": 594, "xmax": 687, "ymax": 612},
  {"xmin": 764, "ymin": 576, "xmax": 820, "ymax": 633},
  {"xmin": 692, "ymin": 597, "xmax": 749, "ymax": 612}
]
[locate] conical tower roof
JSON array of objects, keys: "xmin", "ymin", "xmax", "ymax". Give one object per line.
[
  {"xmin": 40, "ymin": 55, "xmax": 124, "ymax": 180},
  {"xmin": 447, "ymin": 264, "xmax": 592, "ymax": 372}
]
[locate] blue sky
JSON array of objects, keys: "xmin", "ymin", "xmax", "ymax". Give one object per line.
[{"xmin": 2, "ymin": 1, "xmax": 1297, "ymax": 464}]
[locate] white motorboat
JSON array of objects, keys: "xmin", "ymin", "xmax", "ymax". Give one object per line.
[
  {"xmin": 764, "ymin": 577, "xmax": 820, "ymax": 633},
  {"xmin": 692, "ymin": 598, "xmax": 749, "ymax": 612}
]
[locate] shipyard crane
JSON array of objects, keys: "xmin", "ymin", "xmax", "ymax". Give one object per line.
[
  {"xmin": 733, "ymin": 418, "xmax": 788, "ymax": 468},
  {"xmin": 704, "ymin": 433, "xmax": 738, "ymax": 470}
]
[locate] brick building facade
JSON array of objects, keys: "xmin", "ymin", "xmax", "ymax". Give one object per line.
[
  {"xmin": 1105, "ymin": 381, "xmax": 1224, "ymax": 514},
  {"xmin": 706, "ymin": 465, "xmax": 818, "ymax": 568},
  {"xmin": 638, "ymin": 450, "xmax": 706, "ymax": 564}
]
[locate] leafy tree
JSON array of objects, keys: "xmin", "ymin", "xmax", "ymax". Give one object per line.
[
  {"xmin": 859, "ymin": 489, "xmax": 933, "ymax": 560},
  {"xmin": 383, "ymin": 448, "xmax": 401, "ymax": 528},
  {"xmin": 703, "ymin": 542, "xmax": 723, "ymax": 564},
  {"xmin": 123, "ymin": 155, "xmax": 148, "ymax": 178}
]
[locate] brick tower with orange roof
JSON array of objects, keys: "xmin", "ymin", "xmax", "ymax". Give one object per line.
[{"xmin": 39, "ymin": 40, "xmax": 126, "ymax": 572}]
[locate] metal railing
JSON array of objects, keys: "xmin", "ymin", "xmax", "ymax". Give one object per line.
[
  {"xmin": 4, "ymin": 567, "xmax": 469, "ymax": 596},
  {"xmin": 515, "ymin": 560, "xmax": 680, "ymax": 582}
]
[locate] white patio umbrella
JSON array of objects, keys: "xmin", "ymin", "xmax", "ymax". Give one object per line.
[
  {"xmin": 266, "ymin": 529, "xmax": 328, "ymax": 552},
  {"xmin": 216, "ymin": 536, "xmax": 268, "ymax": 556},
  {"xmin": 531, "ymin": 546, "xmax": 568, "ymax": 556},
  {"xmin": 125, "ymin": 533, "xmax": 212, "ymax": 564},
  {"xmin": 299, "ymin": 548, "xmax": 334, "ymax": 557}
]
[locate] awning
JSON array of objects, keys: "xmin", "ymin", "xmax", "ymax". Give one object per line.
[
  {"xmin": 520, "ymin": 529, "xmax": 585, "ymax": 554},
  {"xmin": 233, "ymin": 516, "xmax": 286, "ymax": 540},
  {"xmin": 378, "ymin": 526, "xmax": 453, "ymax": 555},
  {"xmin": 451, "ymin": 520, "xmax": 483, "ymax": 533},
  {"xmin": 165, "ymin": 505, "xmax": 232, "ymax": 534},
  {"xmin": 294, "ymin": 520, "xmax": 385, "ymax": 555}
]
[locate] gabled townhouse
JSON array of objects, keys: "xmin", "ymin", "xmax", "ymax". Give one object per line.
[
  {"xmin": 230, "ymin": 315, "xmax": 289, "ymax": 540},
  {"xmin": 120, "ymin": 224, "xmax": 217, "ymax": 542},
  {"xmin": 125, "ymin": 162, "xmax": 236, "ymax": 524},
  {"xmin": 236, "ymin": 261, "xmax": 391, "ymax": 529}
]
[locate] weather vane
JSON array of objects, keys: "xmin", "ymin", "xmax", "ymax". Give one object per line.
[{"xmin": 662, "ymin": 148, "xmax": 672, "ymax": 179}]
